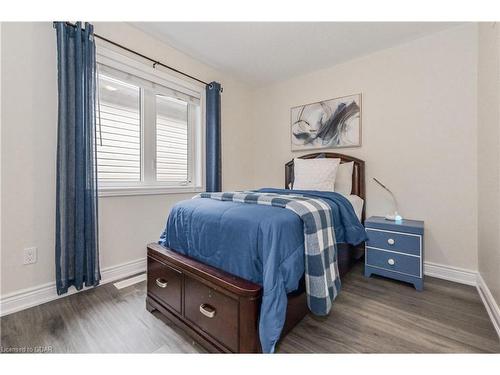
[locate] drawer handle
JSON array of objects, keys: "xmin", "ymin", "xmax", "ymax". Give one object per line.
[
  {"xmin": 155, "ymin": 278, "xmax": 168, "ymax": 288},
  {"xmin": 199, "ymin": 303, "xmax": 216, "ymax": 319},
  {"xmin": 387, "ymin": 258, "xmax": 395, "ymax": 266},
  {"xmin": 387, "ymin": 238, "xmax": 395, "ymax": 245}
]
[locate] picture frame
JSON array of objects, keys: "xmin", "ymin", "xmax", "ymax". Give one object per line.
[{"xmin": 290, "ymin": 93, "xmax": 362, "ymax": 151}]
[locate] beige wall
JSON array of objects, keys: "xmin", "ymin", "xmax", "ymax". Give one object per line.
[
  {"xmin": 477, "ymin": 22, "xmax": 500, "ymax": 305},
  {"xmin": 249, "ymin": 24, "xmax": 479, "ymax": 271},
  {"xmin": 0, "ymin": 22, "xmax": 254, "ymax": 295},
  {"xmin": 1, "ymin": 22, "xmax": 494, "ymax": 303}
]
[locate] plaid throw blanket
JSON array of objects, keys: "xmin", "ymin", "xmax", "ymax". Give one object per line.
[{"xmin": 195, "ymin": 191, "xmax": 341, "ymax": 315}]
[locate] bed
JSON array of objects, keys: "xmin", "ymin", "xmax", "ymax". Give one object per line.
[{"xmin": 146, "ymin": 152, "xmax": 366, "ymax": 353}]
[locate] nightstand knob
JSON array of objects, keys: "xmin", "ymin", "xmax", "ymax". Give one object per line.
[
  {"xmin": 387, "ymin": 238, "xmax": 395, "ymax": 245},
  {"xmin": 387, "ymin": 258, "xmax": 395, "ymax": 266}
]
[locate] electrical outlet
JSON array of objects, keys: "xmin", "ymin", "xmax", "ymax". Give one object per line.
[{"xmin": 23, "ymin": 247, "xmax": 37, "ymax": 265}]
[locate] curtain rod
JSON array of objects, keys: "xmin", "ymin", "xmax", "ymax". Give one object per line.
[{"xmin": 64, "ymin": 22, "xmax": 211, "ymax": 87}]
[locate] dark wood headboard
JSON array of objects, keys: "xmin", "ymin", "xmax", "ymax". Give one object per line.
[{"xmin": 285, "ymin": 152, "xmax": 366, "ymax": 220}]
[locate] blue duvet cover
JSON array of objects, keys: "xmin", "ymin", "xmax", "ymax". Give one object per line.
[{"xmin": 159, "ymin": 188, "xmax": 367, "ymax": 352}]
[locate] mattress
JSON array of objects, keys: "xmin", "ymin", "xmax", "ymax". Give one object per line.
[{"xmin": 344, "ymin": 194, "xmax": 364, "ymax": 221}]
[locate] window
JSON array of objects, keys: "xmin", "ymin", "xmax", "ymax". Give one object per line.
[
  {"xmin": 95, "ymin": 49, "xmax": 204, "ymax": 196},
  {"xmin": 96, "ymin": 75, "xmax": 141, "ymax": 182},
  {"xmin": 155, "ymin": 95, "xmax": 189, "ymax": 183}
]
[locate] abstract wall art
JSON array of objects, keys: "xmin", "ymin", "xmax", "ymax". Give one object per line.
[{"xmin": 290, "ymin": 94, "xmax": 361, "ymax": 151}]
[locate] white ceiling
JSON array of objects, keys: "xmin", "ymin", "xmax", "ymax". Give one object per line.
[{"xmin": 132, "ymin": 22, "xmax": 461, "ymax": 87}]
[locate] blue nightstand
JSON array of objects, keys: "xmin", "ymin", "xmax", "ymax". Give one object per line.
[{"xmin": 364, "ymin": 216, "xmax": 424, "ymax": 291}]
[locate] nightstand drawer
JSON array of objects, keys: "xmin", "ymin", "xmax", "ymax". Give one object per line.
[
  {"xmin": 366, "ymin": 228, "xmax": 421, "ymax": 256},
  {"xmin": 366, "ymin": 248, "xmax": 421, "ymax": 277}
]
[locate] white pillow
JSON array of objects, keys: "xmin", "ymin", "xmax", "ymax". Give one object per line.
[
  {"xmin": 292, "ymin": 158, "xmax": 340, "ymax": 191},
  {"xmin": 334, "ymin": 161, "xmax": 354, "ymax": 195}
]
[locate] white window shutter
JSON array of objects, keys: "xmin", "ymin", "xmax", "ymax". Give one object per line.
[{"xmin": 96, "ymin": 74, "xmax": 141, "ymax": 182}]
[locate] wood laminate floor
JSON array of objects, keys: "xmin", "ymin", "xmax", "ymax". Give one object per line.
[{"xmin": 1, "ymin": 262, "xmax": 499, "ymax": 353}]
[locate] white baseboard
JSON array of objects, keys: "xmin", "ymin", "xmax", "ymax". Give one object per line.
[
  {"xmin": 423, "ymin": 261, "xmax": 499, "ymax": 340},
  {"xmin": 0, "ymin": 257, "xmax": 146, "ymax": 317},
  {"xmin": 476, "ymin": 273, "xmax": 500, "ymax": 339},
  {"xmin": 424, "ymin": 261, "xmax": 477, "ymax": 286}
]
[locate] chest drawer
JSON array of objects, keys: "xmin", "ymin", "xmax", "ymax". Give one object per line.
[
  {"xmin": 366, "ymin": 248, "xmax": 421, "ymax": 277},
  {"xmin": 184, "ymin": 276, "xmax": 239, "ymax": 352},
  {"xmin": 366, "ymin": 228, "xmax": 421, "ymax": 256},
  {"xmin": 147, "ymin": 257, "xmax": 182, "ymax": 314}
]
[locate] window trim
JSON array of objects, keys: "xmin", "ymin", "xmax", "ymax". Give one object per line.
[
  {"xmin": 98, "ymin": 185, "xmax": 205, "ymax": 197},
  {"xmin": 95, "ymin": 44, "xmax": 206, "ymax": 197}
]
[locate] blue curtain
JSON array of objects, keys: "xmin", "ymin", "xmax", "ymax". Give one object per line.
[
  {"xmin": 206, "ymin": 82, "xmax": 222, "ymax": 192},
  {"xmin": 54, "ymin": 22, "xmax": 100, "ymax": 295}
]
